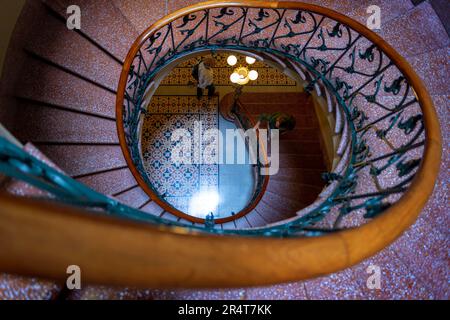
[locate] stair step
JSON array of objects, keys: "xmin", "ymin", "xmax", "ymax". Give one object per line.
[
  {"xmin": 115, "ymin": 186, "xmax": 149, "ymax": 208},
  {"xmin": 38, "ymin": 145, "xmax": 126, "ymax": 177},
  {"xmin": 261, "ymin": 192, "xmax": 306, "ymax": 215},
  {"xmin": 140, "ymin": 201, "xmax": 165, "ymax": 216},
  {"xmin": 160, "ymin": 212, "xmax": 180, "ymax": 222},
  {"xmin": 112, "ymin": 0, "xmax": 167, "ymax": 33},
  {"xmin": 45, "ymin": 0, "xmax": 138, "ymax": 62},
  {"xmin": 76, "ymin": 167, "xmax": 137, "ymax": 196},
  {"xmin": 349, "ymin": 0, "xmax": 413, "ymax": 26},
  {"xmin": 244, "ymin": 210, "xmax": 268, "ymax": 227},
  {"xmin": 380, "ymin": 2, "xmax": 449, "ymax": 58},
  {"xmin": 13, "ymin": 102, "xmax": 118, "ymax": 144},
  {"xmin": 279, "ymin": 129, "xmax": 320, "ymax": 141},
  {"xmin": 279, "ymin": 154, "xmax": 326, "ymax": 169},
  {"xmin": 266, "ymin": 181, "xmax": 322, "ymax": 205},
  {"xmin": 272, "ymin": 167, "xmax": 325, "ymax": 185},
  {"xmin": 408, "ymin": 46, "xmax": 449, "ymax": 96},
  {"xmin": 15, "ymin": 56, "xmax": 116, "ymax": 119},
  {"xmin": 234, "ymin": 216, "xmax": 251, "ymax": 228},
  {"xmin": 254, "ymin": 200, "xmax": 289, "ymax": 223},
  {"xmin": 24, "ymin": 3, "xmax": 121, "ymax": 91},
  {"xmin": 279, "ymin": 140, "xmax": 322, "ymax": 154}
]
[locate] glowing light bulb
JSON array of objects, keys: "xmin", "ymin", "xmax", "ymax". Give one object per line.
[
  {"xmin": 227, "ymin": 55, "xmax": 237, "ymax": 66},
  {"xmin": 248, "ymin": 70, "xmax": 259, "ymax": 81},
  {"xmin": 245, "ymin": 56, "xmax": 256, "ymax": 64},
  {"xmin": 230, "ymin": 72, "xmax": 240, "ymax": 83}
]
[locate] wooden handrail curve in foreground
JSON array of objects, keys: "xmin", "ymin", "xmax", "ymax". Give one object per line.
[{"xmin": 0, "ymin": 1, "xmax": 441, "ymax": 288}]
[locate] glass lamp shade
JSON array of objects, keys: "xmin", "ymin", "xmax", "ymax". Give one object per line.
[
  {"xmin": 248, "ymin": 70, "xmax": 259, "ymax": 81},
  {"xmin": 237, "ymin": 76, "xmax": 250, "ymax": 85},
  {"xmin": 230, "ymin": 72, "xmax": 240, "ymax": 83},
  {"xmin": 245, "ymin": 56, "xmax": 256, "ymax": 64},
  {"xmin": 227, "ymin": 55, "xmax": 238, "ymax": 66}
]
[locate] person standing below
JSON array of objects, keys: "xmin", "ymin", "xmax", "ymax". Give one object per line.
[{"xmin": 192, "ymin": 57, "xmax": 216, "ymax": 100}]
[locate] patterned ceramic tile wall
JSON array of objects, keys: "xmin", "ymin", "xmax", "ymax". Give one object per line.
[{"xmin": 141, "ymin": 96, "xmax": 220, "ymax": 216}]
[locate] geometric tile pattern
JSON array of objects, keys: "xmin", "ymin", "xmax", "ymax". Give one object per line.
[
  {"xmin": 160, "ymin": 53, "xmax": 296, "ymax": 86},
  {"xmin": 141, "ymin": 96, "xmax": 220, "ymax": 215},
  {"xmin": 147, "ymin": 96, "xmax": 218, "ymax": 114}
]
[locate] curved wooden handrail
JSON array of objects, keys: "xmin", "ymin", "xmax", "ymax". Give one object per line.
[{"xmin": 0, "ymin": 1, "xmax": 441, "ymax": 288}]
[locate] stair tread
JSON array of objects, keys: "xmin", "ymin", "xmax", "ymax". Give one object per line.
[
  {"xmin": 38, "ymin": 145, "xmax": 126, "ymax": 177},
  {"xmin": 115, "ymin": 186, "xmax": 149, "ymax": 208},
  {"xmin": 279, "ymin": 154, "xmax": 327, "ymax": 169},
  {"xmin": 262, "ymin": 191, "xmax": 307, "ymax": 213},
  {"xmin": 266, "ymin": 183, "xmax": 321, "ymax": 205},
  {"xmin": 76, "ymin": 167, "xmax": 137, "ymax": 196},
  {"xmin": 234, "ymin": 216, "xmax": 251, "ymax": 228},
  {"xmin": 16, "ymin": 56, "xmax": 116, "ymax": 119},
  {"xmin": 279, "ymin": 140, "xmax": 322, "ymax": 154},
  {"xmin": 46, "ymin": 0, "xmax": 139, "ymax": 62},
  {"xmin": 160, "ymin": 212, "xmax": 180, "ymax": 222},
  {"xmin": 254, "ymin": 200, "xmax": 290, "ymax": 223},
  {"xmin": 380, "ymin": 2, "xmax": 449, "ymax": 58},
  {"xmin": 24, "ymin": 4, "xmax": 121, "ymax": 91},
  {"xmin": 408, "ymin": 46, "xmax": 450, "ymax": 96},
  {"xmin": 348, "ymin": 0, "xmax": 414, "ymax": 27},
  {"xmin": 244, "ymin": 210, "xmax": 268, "ymax": 227},
  {"xmin": 140, "ymin": 201, "xmax": 165, "ymax": 216},
  {"xmin": 13, "ymin": 102, "xmax": 118, "ymax": 144},
  {"xmin": 272, "ymin": 167, "xmax": 326, "ymax": 185},
  {"xmin": 112, "ymin": 0, "xmax": 167, "ymax": 33},
  {"xmin": 268, "ymin": 179, "xmax": 323, "ymax": 192}
]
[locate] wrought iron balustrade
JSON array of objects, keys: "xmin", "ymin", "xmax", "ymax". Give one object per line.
[
  {"xmin": 116, "ymin": 1, "xmax": 436, "ymax": 235},
  {"xmin": 0, "ymin": 1, "xmax": 439, "ymax": 238}
]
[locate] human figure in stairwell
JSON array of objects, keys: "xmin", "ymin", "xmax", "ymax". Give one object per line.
[
  {"xmin": 192, "ymin": 57, "xmax": 216, "ymax": 100},
  {"xmin": 253, "ymin": 112, "xmax": 296, "ymax": 135}
]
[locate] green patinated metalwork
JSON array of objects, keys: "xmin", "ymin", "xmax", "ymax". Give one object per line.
[{"xmin": 0, "ymin": 6, "xmax": 426, "ymax": 237}]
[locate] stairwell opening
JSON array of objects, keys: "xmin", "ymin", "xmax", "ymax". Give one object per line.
[{"xmin": 134, "ymin": 51, "xmax": 329, "ymax": 222}]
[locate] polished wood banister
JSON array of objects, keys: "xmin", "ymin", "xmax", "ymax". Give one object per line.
[{"xmin": 0, "ymin": 1, "xmax": 441, "ymax": 288}]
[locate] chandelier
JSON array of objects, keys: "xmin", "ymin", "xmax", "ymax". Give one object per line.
[{"xmin": 227, "ymin": 55, "xmax": 258, "ymax": 85}]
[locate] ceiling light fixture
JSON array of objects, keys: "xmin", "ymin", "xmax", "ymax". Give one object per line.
[{"xmin": 228, "ymin": 55, "xmax": 258, "ymax": 86}]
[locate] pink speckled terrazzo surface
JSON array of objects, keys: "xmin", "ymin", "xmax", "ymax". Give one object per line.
[
  {"xmin": 16, "ymin": 56, "xmax": 117, "ymax": 119},
  {"xmin": 76, "ymin": 167, "xmax": 138, "ymax": 196},
  {"xmin": 46, "ymin": 0, "xmax": 139, "ymax": 62},
  {"xmin": 0, "ymin": 0, "xmax": 448, "ymax": 299},
  {"xmin": 37, "ymin": 145, "xmax": 127, "ymax": 177},
  {"xmin": 24, "ymin": 1, "xmax": 122, "ymax": 91}
]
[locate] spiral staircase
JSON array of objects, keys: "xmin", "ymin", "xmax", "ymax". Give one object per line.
[{"xmin": 0, "ymin": 0, "xmax": 447, "ymax": 299}]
